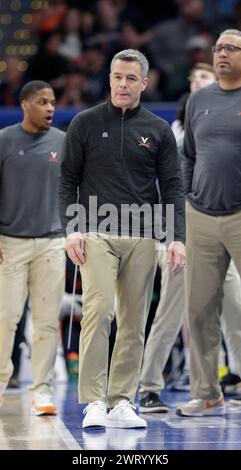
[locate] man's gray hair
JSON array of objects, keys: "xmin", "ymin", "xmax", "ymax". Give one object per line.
[
  {"xmin": 110, "ymin": 49, "xmax": 149, "ymax": 79},
  {"xmin": 219, "ymin": 29, "xmax": 241, "ymax": 38}
]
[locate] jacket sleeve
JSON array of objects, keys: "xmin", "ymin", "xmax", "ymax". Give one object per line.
[
  {"xmin": 181, "ymin": 96, "xmax": 196, "ymax": 196},
  {"xmin": 59, "ymin": 115, "xmax": 85, "ymax": 234},
  {"xmin": 156, "ymin": 123, "xmax": 185, "ymax": 244}
]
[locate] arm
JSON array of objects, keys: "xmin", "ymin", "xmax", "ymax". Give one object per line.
[
  {"xmin": 59, "ymin": 115, "xmax": 85, "ymax": 265},
  {"xmin": 156, "ymin": 123, "xmax": 185, "ymax": 244},
  {"xmin": 156, "ymin": 123, "xmax": 186, "ymax": 275},
  {"xmin": 181, "ymin": 97, "xmax": 196, "ymax": 196}
]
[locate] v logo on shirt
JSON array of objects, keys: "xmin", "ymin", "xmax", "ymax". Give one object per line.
[
  {"xmin": 138, "ymin": 137, "xmax": 150, "ymax": 149},
  {"xmin": 49, "ymin": 151, "xmax": 59, "ymax": 163}
]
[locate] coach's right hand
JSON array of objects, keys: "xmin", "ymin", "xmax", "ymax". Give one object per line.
[{"xmin": 66, "ymin": 232, "xmax": 85, "ymax": 265}]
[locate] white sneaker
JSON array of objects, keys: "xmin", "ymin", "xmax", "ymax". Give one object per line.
[
  {"xmin": 82, "ymin": 401, "xmax": 107, "ymax": 428},
  {"xmin": 31, "ymin": 393, "xmax": 57, "ymax": 416},
  {"xmin": 176, "ymin": 394, "xmax": 225, "ymax": 417},
  {"xmin": 107, "ymin": 400, "xmax": 147, "ymax": 428},
  {"xmin": 0, "ymin": 382, "xmax": 7, "ymax": 408}
]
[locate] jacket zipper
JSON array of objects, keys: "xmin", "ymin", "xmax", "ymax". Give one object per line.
[{"xmin": 120, "ymin": 113, "xmax": 124, "ymax": 161}]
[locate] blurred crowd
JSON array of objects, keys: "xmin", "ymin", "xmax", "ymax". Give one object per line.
[{"xmin": 1, "ymin": 0, "xmax": 241, "ymax": 108}]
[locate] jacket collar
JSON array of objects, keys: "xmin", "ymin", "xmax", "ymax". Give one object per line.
[{"xmin": 107, "ymin": 100, "xmax": 141, "ymax": 118}]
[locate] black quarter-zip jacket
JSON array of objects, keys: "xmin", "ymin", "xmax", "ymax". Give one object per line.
[{"xmin": 59, "ymin": 101, "xmax": 185, "ymax": 243}]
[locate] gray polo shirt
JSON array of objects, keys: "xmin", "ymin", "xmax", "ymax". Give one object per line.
[
  {"xmin": 182, "ymin": 82, "xmax": 241, "ymax": 215},
  {"xmin": 0, "ymin": 123, "xmax": 65, "ymax": 237}
]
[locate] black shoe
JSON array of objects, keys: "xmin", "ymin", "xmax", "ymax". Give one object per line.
[
  {"xmin": 7, "ymin": 376, "xmax": 19, "ymax": 389},
  {"xmin": 139, "ymin": 392, "xmax": 169, "ymax": 413},
  {"xmin": 220, "ymin": 372, "xmax": 241, "ymax": 396}
]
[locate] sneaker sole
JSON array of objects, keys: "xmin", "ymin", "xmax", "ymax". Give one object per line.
[
  {"xmin": 176, "ymin": 406, "xmax": 225, "ymax": 417},
  {"xmin": 31, "ymin": 405, "xmax": 57, "ymax": 416},
  {"xmin": 107, "ymin": 420, "xmax": 147, "ymax": 428},
  {"xmin": 139, "ymin": 406, "xmax": 169, "ymax": 413},
  {"xmin": 82, "ymin": 420, "xmax": 107, "ymax": 429}
]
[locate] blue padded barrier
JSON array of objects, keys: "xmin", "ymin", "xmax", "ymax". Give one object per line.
[{"xmin": 0, "ymin": 103, "xmax": 177, "ymax": 129}]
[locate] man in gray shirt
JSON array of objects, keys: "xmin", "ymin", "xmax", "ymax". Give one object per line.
[
  {"xmin": 0, "ymin": 81, "xmax": 66, "ymax": 414},
  {"xmin": 177, "ymin": 29, "xmax": 241, "ymax": 417}
]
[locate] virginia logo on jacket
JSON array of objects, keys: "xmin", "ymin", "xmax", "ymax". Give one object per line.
[
  {"xmin": 138, "ymin": 136, "xmax": 150, "ymax": 149},
  {"xmin": 48, "ymin": 151, "xmax": 59, "ymax": 163}
]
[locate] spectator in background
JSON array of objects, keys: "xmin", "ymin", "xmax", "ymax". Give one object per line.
[
  {"xmin": 58, "ymin": 8, "xmax": 83, "ymax": 63},
  {"xmin": 141, "ymin": 69, "xmax": 163, "ymax": 102},
  {"xmin": 203, "ymin": 0, "xmax": 238, "ymax": 36},
  {"xmin": 57, "ymin": 67, "xmax": 87, "ymax": 108},
  {"xmin": 146, "ymin": 0, "xmax": 209, "ymax": 100},
  {"xmin": 186, "ymin": 33, "xmax": 213, "ymax": 66},
  {"xmin": 171, "ymin": 62, "xmax": 216, "ymax": 147},
  {"xmin": 31, "ymin": 0, "xmax": 68, "ymax": 37},
  {"xmin": 26, "ymin": 32, "xmax": 70, "ymax": 99},
  {"xmin": 0, "ymin": 57, "xmax": 26, "ymax": 107},
  {"xmin": 79, "ymin": 46, "xmax": 110, "ymax": 105}
]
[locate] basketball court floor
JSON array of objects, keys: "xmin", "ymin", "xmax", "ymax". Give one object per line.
[{"xmin": 1, "ymin": 382, "xmax": 241, "ymax": 451}]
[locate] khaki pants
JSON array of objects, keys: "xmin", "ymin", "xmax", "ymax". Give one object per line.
[
  {"xmin": 139, "ymin": 243, "xmax": 241, "ymax": 397},
  {"xmin": 0, "ymin": 235, "xmax": 65, "ymax": 394},
  {"xmin": 139, "ymin": 247, "xmax": 185, "ymax": 395},
  {"xmin": 186, "ymin": 203, "xmax": 241, "ymax": 399},
  {"xmin": 221, "ymin": 260, "xmax": 241, "ymax": 377},
  {"xmin": 79, "ymin": 233, "xmax": 158, "ymax": 407}
]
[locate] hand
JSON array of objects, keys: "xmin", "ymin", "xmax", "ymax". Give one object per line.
[
  {"xmin": 166, "ymin": 241, "xmax": 186, "ymax": 276},
  {"xmin": 0, "ymin": 248, "xmax": 4, "ymax": 264},
  {"xmin": 66, "ymin": 232, "xmax": 85, "ymax": 265}
]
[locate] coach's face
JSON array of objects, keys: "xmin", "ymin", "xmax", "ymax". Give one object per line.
[{"xmin": 110, "ymin": 59, "xmax": 148, "ymax": 112}]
